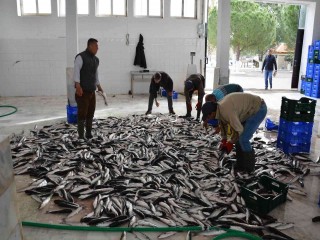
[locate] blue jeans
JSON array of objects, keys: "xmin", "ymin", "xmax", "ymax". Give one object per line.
[
  {"xmin": 264, "ymin": 70, "xmax": 273, "ymax": 89},
  {"xmin": 239, "ymin": 101, "xmax": 267, "ymax": 152}
]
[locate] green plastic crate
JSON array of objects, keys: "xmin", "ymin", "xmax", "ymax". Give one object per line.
[
  {"xmin": 280, "ymin": 97, "xmax": 316, "ymax": 122},
  {"xmin": 240, "ymin": 175, "xmax": 288, "ymax": 216}
]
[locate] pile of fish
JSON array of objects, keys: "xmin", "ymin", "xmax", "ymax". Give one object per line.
[{"xmin": 11, "ymin": 114, "xmax": 319, "ymax": 239}]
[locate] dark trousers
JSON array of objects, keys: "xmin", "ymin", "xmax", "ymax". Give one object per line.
[
  {"xmin": 75, "ymin": 91, "xmax": 96, "ymax": 127},
  {"xmin": 147, "ymin": 94, "xmax": 173, "ymax": 112}
]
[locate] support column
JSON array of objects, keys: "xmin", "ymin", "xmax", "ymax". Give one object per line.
[
  {"xmin": 0, "ymin": 136, "xmax": 23, "ymax": 240},
  {"xmin": 214, "ymin": 0, "xmax": 231, "ymax": 88},
  {"xmin": 66, "ymin": 0, "xmax": 78, "ymax": 107}
]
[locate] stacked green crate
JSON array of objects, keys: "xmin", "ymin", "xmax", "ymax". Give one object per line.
[{"xmin": 277, "ymin": 97, "xmax": 316, "ymax": 154}]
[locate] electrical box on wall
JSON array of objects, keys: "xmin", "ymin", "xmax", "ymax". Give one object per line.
[{"xmin": 197, "ymin": 23, "xmax": 206, "ymax": 38}]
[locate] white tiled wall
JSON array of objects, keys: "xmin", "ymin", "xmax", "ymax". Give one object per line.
[{"xmin": 0, "ymin": 0, "xmax": 205, "ymax": 97}]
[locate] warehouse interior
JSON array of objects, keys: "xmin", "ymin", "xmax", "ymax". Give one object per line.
[{"xmin": 1, "ymin": 0, "xmax": 320, "ymax": 240}]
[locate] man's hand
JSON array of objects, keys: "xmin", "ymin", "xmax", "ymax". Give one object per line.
[
  {"xmin": 155, "ymin": 100, "xmax": 160, "ymax": 107},
  {"xmin": 75, "ymin": 83, "xmax": 83, "ymax": 96},
  {"xmin": 195, "ymin": 102, "xmax": 202, "ymax": 110},
  {"xmin": 219, "ymin": 140, "xmax": 234, "ymax": 154}
]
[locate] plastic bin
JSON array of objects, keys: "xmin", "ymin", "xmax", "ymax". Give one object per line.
[
  {"xmin": 241, "ymin": 175, "xmax": 288, "ymax": 215},
  {"xmin": 278, "ymin": 118, "xmax": 313, "ymax": 134},
  {"xmin": 277, "ymin": 130, "xmax": 312, "ymax": 145},
  {"xmin": 161, "ymin": 89, "xmax": 167, "ymax": 97},
  {"xmin": 208, "ymin": 119, "xmax": 219, "ymax": 127},
  {"xmin": 280, "ymin": 97, "xmax": 316, "ymax": 122},
  {"xmin": 265, "ymin": 118, "xmax": 278, "ymax": 131},
  {"xmin": 173, "ymin": 91, "xmax": 178, "ymax": 99},
  {"xmin": 66, "ymin": 105, "xmax": 77, "ymax": 124},
  {"xmin": 276, "ymin": 139, "xmax": 311, "ymax": 154}
]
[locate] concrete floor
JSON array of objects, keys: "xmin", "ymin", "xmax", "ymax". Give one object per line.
[{"xmin": 1, "ymin": 69, "xmax": 320, "ymax": 239}]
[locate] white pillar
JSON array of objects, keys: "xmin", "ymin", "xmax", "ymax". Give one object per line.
[
  {"xmin": 214, "ymin": 0, "xmax": 230, "ymax": 88},
  {"xmin": 0, "ymin": 136, "xmax": 23, "ymax": 240},
  {"xmin": 66, "ymin": 0, "xmax": 78, "ymax": 107}
]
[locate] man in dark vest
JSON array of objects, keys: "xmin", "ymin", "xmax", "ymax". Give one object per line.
[{"xmin": 74, "ymin": 38, "xmax": 104, "ymax": 139}]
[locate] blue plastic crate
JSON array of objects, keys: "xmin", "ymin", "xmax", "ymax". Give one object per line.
[
  {"xmin": 278, "ymin": 118, "xmax": 313, "ymax": 133},
  {"xmin": 265, "ymin": 118, "xmax": 279, "ymax": 131},
  {"xmin": 173, "ymin": 91, "xmax": 178, "ymax": 99},
  {"xmin": 308, "ymin": 45, "xmax": 314, "ymax": 55},
  {"xmin": 305, "ymin": 89, "xmax": 312, "ymax": 97},
  {"xmin": 314, "ymin": 40, "xmax": 320, "ymax": 49},
  {"xmin": 277, "ymin": 130, "xmax": 312, "ymax": 145},
  {"xmin": 66, "ymin": 105, "xmax": 77, "ymax": 124},
  {"xmin": 277, "ymin": 139, "xmax": 311, "ymax": 154},
  {"xmin": 208, "ymin": 119, "xmax": 219, "ymax": 127}
]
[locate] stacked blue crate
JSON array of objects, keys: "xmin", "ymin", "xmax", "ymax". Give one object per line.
[
  {"xmin": 311, "ymin": 64, "xmax": 320, "ymax": 98},
  {"xmin": 303, "ymin": 42, "xmax": 320, "ymax": 98},
  {"xmin": 277, "ymin": 97, "xmax": 316, "ymax": 154},
  {"xmin": 305, "ymin": 63, "xmax": 314, "ymax": 96}
]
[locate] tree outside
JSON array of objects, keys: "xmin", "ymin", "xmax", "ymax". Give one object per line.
[{"xmin": 207, "ymin": 0, "xmax": 300, "ymax": 65}]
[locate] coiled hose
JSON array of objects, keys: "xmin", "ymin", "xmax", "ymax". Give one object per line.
[{"xmin": 0, "ymin": 105, "xmax": 17, "ymax": 117}]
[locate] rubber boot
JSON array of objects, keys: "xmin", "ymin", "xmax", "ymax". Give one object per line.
[
  {"xmin": 77, "ymin": 120, "xmax": 85, "ymax": 139},
  {"xmin": 235, "ymin": 142, "xmax": 245, "ymax": 171},
  {"xmin": 167, "ymin": 96, "xmax": 175, "ymax": 114},
  {"xmin": 85, "ymin": 119, "xmax": 93, "ymax": 139},
  {"xmin": 242, "ymin": 150, "xmax": 256, "ymax": 173}
]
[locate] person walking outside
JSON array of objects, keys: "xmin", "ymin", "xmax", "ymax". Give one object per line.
[
  {"xmin": 145, "ymin": 72, "xmax": 175, "ymax": 115},
  {"xmin": 262, "ymin": 49, "xmax": 277, "ymax": 90},
  {"xmin": 74, "ymin": 38, "xmax": 104, "ymax": 139},
  {"xmin": 201, "ymin": 92, "xmax": 267, "ymax": 173}
]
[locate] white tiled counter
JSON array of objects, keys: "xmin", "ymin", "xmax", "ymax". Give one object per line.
[{"xmin": 0, "ymin": 135, "xmax": 23, "ymax": 240}]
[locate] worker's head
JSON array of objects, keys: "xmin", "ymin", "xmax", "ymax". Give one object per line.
[
  {"xmin": 184, "ymin": 80, "xmax": 194, "ymax": 92},
  {"xmin": 154, "ymin": 72, "xmax": 162, "ymax": 83},
  {"xmin": 267, "ymin": 49, "xmax": 273, "ymax": 55},
  {"xmin": 87, "ymin": 38, "xmax": 99, "ymax": 55},
  {"xmin": 202, "ymin": 102, "xmax": 218, "ymax": 123},
  {"xmin": 205, "ymin": 94, "xmax": 217, "ymax": 103}
]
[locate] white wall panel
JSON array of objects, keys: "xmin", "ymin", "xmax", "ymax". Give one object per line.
[{"xmin": 0, "ymin": 0, "xmax": 205, "ymax": 96}]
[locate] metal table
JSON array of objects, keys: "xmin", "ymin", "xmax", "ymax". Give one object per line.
[{"xmin": 130, "ymin": 71, "xmax": 157, "ymax": 97}]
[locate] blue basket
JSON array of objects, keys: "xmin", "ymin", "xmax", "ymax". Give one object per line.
[
  {"xmin": 265, "ymin": 118, "xmax": 278, "ymax": 131},
  {"xmin": 276, "ymin": 139, "xmax": 311, "ymax": 154},
  {"xmin": 161, "ymin": 89, "xmax": 167, "ymax": 97},
  {"xmin": 278, "ymin": 118, "xmax": 313, "ymax": 134},
  {"xmin": 66, "ymin": 105, "xmax": 77, "ymax": 124},
  {"xmin": 173, "ymin": 91, "xmax": 178, "ymax": 99},
  {"xmin": 208, "ymin": 119, "xmax": 219, "ymax": 127},
  {"xmin": 277, "ymin": 130, "xmax": 312, "ymax": 145}
]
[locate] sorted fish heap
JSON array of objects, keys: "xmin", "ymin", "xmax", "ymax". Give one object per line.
[{"xmin": 11, "ymin": 114, "xmax": 320, "ymax": 239}]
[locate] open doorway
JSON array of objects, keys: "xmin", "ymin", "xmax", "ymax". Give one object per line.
[{"xmin": 205, "ymin": 0, "xmax": 302, "ymax": 91}]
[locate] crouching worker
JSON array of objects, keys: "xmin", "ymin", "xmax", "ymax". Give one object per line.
[
  {"xmin": 205, "ymin": 83, "xmax": 244, "ymax": 128},
  {"xmin": 146, "ymin": 72, "xmax": 175, "ymax": 115},
  {"xmin": 183, "ymin": 74, "xmax": 205, "ymax": 121},
  {"xmin": 201, "ymin": 93, "xmax": 267, "ymax": 173}
]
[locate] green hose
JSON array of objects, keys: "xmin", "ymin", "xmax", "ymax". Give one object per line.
[
  {"xmin": 0, "ymin": 105, "xmax": 17, "ymax": 117},
  {"xmin": 213, "ymin": 231, "xmax": 262, "ymax": 240},
  {"xmin": 22, "ymin": 221, "xmax": 262, "ymax": 239}
]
